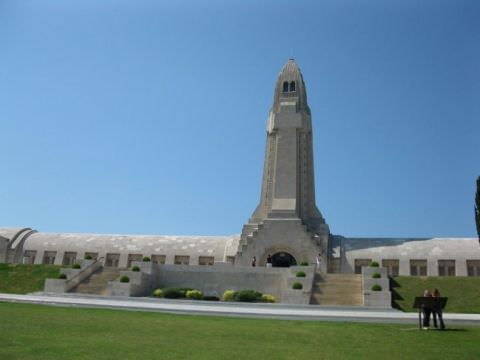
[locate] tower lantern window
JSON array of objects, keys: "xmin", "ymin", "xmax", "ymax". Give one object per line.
[
  {"xmin": 289, "ymin": 81, "xmax": 296, "ymax": 92},
  {"xmin": 282, "ymin": 81, "xmax": 289, "ymax": 92}
]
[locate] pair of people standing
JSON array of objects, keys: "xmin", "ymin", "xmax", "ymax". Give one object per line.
[{"xmin": 422, "ymin": 288, "xmax": 446, "ymax": 330}]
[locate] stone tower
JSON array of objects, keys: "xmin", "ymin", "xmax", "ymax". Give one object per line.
[{"xmin": 235, "ymin": 59, "xmax": 330, "ymax": 268}]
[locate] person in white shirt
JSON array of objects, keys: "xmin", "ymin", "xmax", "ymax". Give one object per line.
[{"xmin": 316, "ymin": 253, "xmax": 322, "ymax": 269}]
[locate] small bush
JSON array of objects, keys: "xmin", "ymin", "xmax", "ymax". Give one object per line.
[
  {"xmin": 58, "ymin": 273, "xmax": 67, "ymax": 279},
  {"xmin": 72, "ymin": 263, "xmax": 81, "ymax": 269},
  {"xmin": 84, "ymin": 255, "xmax": 93, "ymax": 260},
  {"xmin": 132, "ymin": 266, "xmax": 140, "ymax": 272},
  {"xmin": 120, "ymin": 276, "xmax": 130, "ymax": 283},
  {"xmin": 142, "ymin": 256, "xmax": 151, "ymax": 262},
  {"xmin": 261, "ymin": 294, "xmax": 276, "ymax": 303},
  {"xmin": 372, "ymin": 272, "xmax": 381, "ymax": 279},
  {"xmin": 153, "ymin": 289, "xmax": 163, "ymax": 297},
  {"xmin": 369, "ymin": 261, "xmax": 379, "ymax": 267},
  {"xmin": 300, "ymin": 261, "xmax": 309, "ymax": 266},
  {"xmin": 292, "ymin": 282, "xmax": 303, "ymax": 290},
  {"xmin": 186, "ymin": 290, "xmax": 203, "ymax": 300},
  {"xmin": 296, "ymin": 271, "xmax": 306, "ymax": 277},
  {"xmin": 203, "ymin": 296, "xmax": 220, "ymax": 301},
  {"xmin": 371, "ymin": 284, "xmax": 382, "ymax": 291},
  {"xmin": 222, "ymin": 290, "xmax": 237, "ymax": 302},
  {"xmin": 162, "ymin": 288, "xmax": 189, "ymax": 299},
  {"xmin": 233, "ymin": 290, "xmax": 263, "ymax": 302}
]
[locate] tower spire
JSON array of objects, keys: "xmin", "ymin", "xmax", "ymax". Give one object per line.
[
  {"xmin": 250, "ymin": 59, "xmax": 326, "ymax": 232},
  {"xmin": 272, "ymin": 59, "xmax": 309, "ymax": 114}
]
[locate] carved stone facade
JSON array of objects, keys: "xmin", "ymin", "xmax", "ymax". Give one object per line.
[{"xmin": 235, "ymin": 59, "xmax": 330, "ymax": 268}]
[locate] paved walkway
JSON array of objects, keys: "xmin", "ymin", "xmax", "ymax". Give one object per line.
[{"xmin": 1, "ymin": 292, "xmax": 479, "ymax": 325}]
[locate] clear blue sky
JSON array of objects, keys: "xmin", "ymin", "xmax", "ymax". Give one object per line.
[{"xmin": 1, "ymin": 0, "xmax": 478, "ymax": 237}]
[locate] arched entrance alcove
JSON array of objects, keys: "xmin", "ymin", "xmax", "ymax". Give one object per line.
[{"xmin": 271, "ymin": 252, "xmax": 297, "ymax": 267}]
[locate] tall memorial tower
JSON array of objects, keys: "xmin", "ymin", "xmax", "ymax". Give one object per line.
[{"xmin": 235, "ymin": 59, "xmax": 330, "ymax": 268}]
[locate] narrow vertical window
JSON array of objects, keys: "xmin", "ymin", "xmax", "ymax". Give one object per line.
[
  {"xmin": 289, "ymin": 81, "xmax": 296, "ymax": 92},
  {"xmin": 282, "ymin": 81, "xmax": 289, "ymax": 92}
]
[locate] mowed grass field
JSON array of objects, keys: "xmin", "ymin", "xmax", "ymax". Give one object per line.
[
  {"xmin": 392, "ymin": 276, "xmax": 480, "ymax": 313},
  {"xmin": 0, "ymin": 264, "xmax": 60, "ymax": 294},
  {"xmin": 0, "ymin": 302, "xmax": 479, "ymax": 360}
]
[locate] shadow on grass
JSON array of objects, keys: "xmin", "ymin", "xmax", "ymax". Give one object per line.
[
  {"xmin": 400, "ymin": 327, "xmax": 467, "ymax": 332},
  {"xmin": 390, "ymin": 277, "xmax": 405, "ymax": 311}
]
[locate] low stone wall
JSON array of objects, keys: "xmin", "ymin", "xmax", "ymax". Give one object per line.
[
  {"xmin": 362, "ymin": 266, "xmax": 391, "ymax": 308},
  {"xmin": 107, "ymin": 262, "xmax": 316, "ymax": 304},
  {"xmin": 107, "ymin": 282, "xmax": 131, "ymax": 296},
  {"xmin": 107, "ymin": 270, "xmax": 152, "ymax": 297},
  {"xmin": 282, "ymin": 266, "xmax": 315, "ymax": 304},
  {"xmin": 154, "ymin": 263, "xmax": 288, "ymax": 300}
]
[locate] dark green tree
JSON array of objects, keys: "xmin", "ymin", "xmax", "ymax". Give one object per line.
[{"xmin": 476, "ymin": 176, "xmax": 480, "ymax": 242}]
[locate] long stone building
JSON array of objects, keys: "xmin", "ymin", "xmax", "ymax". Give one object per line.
[{"xmin": 1, "ymin": 59, "xmax": 480, "ymax": 279}]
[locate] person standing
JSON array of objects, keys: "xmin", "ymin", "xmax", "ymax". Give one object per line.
[
  {"xmin": 422, "ymin": 289, "xmax": 432, "ymax": 329},
  {"xmin": 266, "ymin": 254, "xmax": 272, "ymax": 268},
  {"xmin": 316, "ymin": 253, "xmax": 322, "ymax": 270},
  {"xmin": 432, "ymin": 288, "xmax": 446, "ymax": 330},
  {"xmin": 251, "ymin": 256, "xmax": 256, "ymax": 267}
]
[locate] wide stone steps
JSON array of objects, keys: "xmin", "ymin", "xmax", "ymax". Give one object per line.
[
  {"xmin": 310, "ymin": 273, "xmax": 363, "ymax": 306},
  {"xmin": 70, "ymin": 267, "xmax": 122, "ymax": 295}
]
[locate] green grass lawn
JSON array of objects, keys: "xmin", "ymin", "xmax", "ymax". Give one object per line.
[
  {"xmin": 0, "ymin": 264, "xmax": 60, "ymax": 294},
  {"xmin": 0, "ymin": 302, "xmax": 479, "ymax": 360},
  {"xmin": 392, "ymin": 276, "xmax": 480, "ymax": 313}
]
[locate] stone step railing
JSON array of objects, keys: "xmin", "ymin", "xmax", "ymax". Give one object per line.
[{"xmin": 44, "ymin": 258, "xmax": 104, "ymax": 293}]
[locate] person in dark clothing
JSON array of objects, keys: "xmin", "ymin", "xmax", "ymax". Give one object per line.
[
  {"xmin": 422, "ymin": 289, "xmax": 432, "ymax": 329},
  {"xmin": 266, "ymin": 254, "xmax": 272, "ymax": 268},
  {"xmin": 251, "ymin": 256, "xmax": 256, "ymax": 267},
  {"xmin": 432, "ymin": 288, "xmax": 446, "ymax": 330}
]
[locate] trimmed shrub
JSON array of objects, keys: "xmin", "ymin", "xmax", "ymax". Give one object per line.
[
  {"xmin": 369, "ymin": 261, "xmax": 379, "ymax": 267},
  {"xmin": 142, "ymin": 256, "xmax": 151, "ymax": 262},
  {"xmin": 120, "ymin": 276, "xmax": 130, "ymax": 283},
  {"xmin": 296, "ymin": 271, "xmax": 306, "ymax": 277},
  {"xmin": 131, "ymin": 266, "xmax": 140, "ymax": 272},
  {"xmin": 261, "ymin": 294, "xmax": 276, "ymax": 303},
  {"xmin": 292, "ymin": 282, "xmax": 303, "ymax": 290},
  {"xmin": 162, "ymin": 288, "xmax": 189, "ymax": 299},
  {"xmin": 371, "ymin": 284, "xmax": 382, "ymax": 291},
  {"xmin": 222, "ymin": 290, "xmax": 237, "ymax": 302},
  {"xmin": 84, "ymin": 255, "xmax": 93, "ymax": 260},
  {"xmin": 186, "ymin": 290, "xmax": 203, "ymax": 300},
  {"xmin": 372, "ymin": 272, "xmax": 381, "ymax": 279},
  {"xmin": 72, "ymin": 263, "xmax": 81, "ymax": 269},
  {"xmin": 58, "ymin": 273, "xmax": 67, "ymax": 279},
  {"xmin": 153, "ymin": 289, "xmax": 163, "ymax": 297},
  {"xmin": 300, "ymin": 261, "xmax": 309, "ymax": 266},
  {"xmin": 233, "ymin": 290, "xmax": 263, "ymax": 302},
  {"xmin": 203, "ymin": 296, "xmax": 220, "ymax": 301}
]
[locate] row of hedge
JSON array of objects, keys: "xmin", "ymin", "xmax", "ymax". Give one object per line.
[
  {"xmin": 152, "ymin": 288, "xmax": 276, "ymax": 303},
  {"xmin": 222, "ymin": 290, "xmax": 275, "ymax": 303}
]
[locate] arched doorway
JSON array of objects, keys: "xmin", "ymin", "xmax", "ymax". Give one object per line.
[{"xmin": 271, "ymin": 252, "xmax": 297, "ymax": 267}]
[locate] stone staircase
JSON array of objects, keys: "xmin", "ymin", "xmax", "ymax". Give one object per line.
[
  {"xmin": 237, "ymin": 223, "xmax": 262, "ymax": 255},
  {"xmin": 70, "ymin": 267, "xmax": 122, "ymax": 295},
  {"xmin": 310, "ymin": 273, "xmax": 363, "ymax": 306}
]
